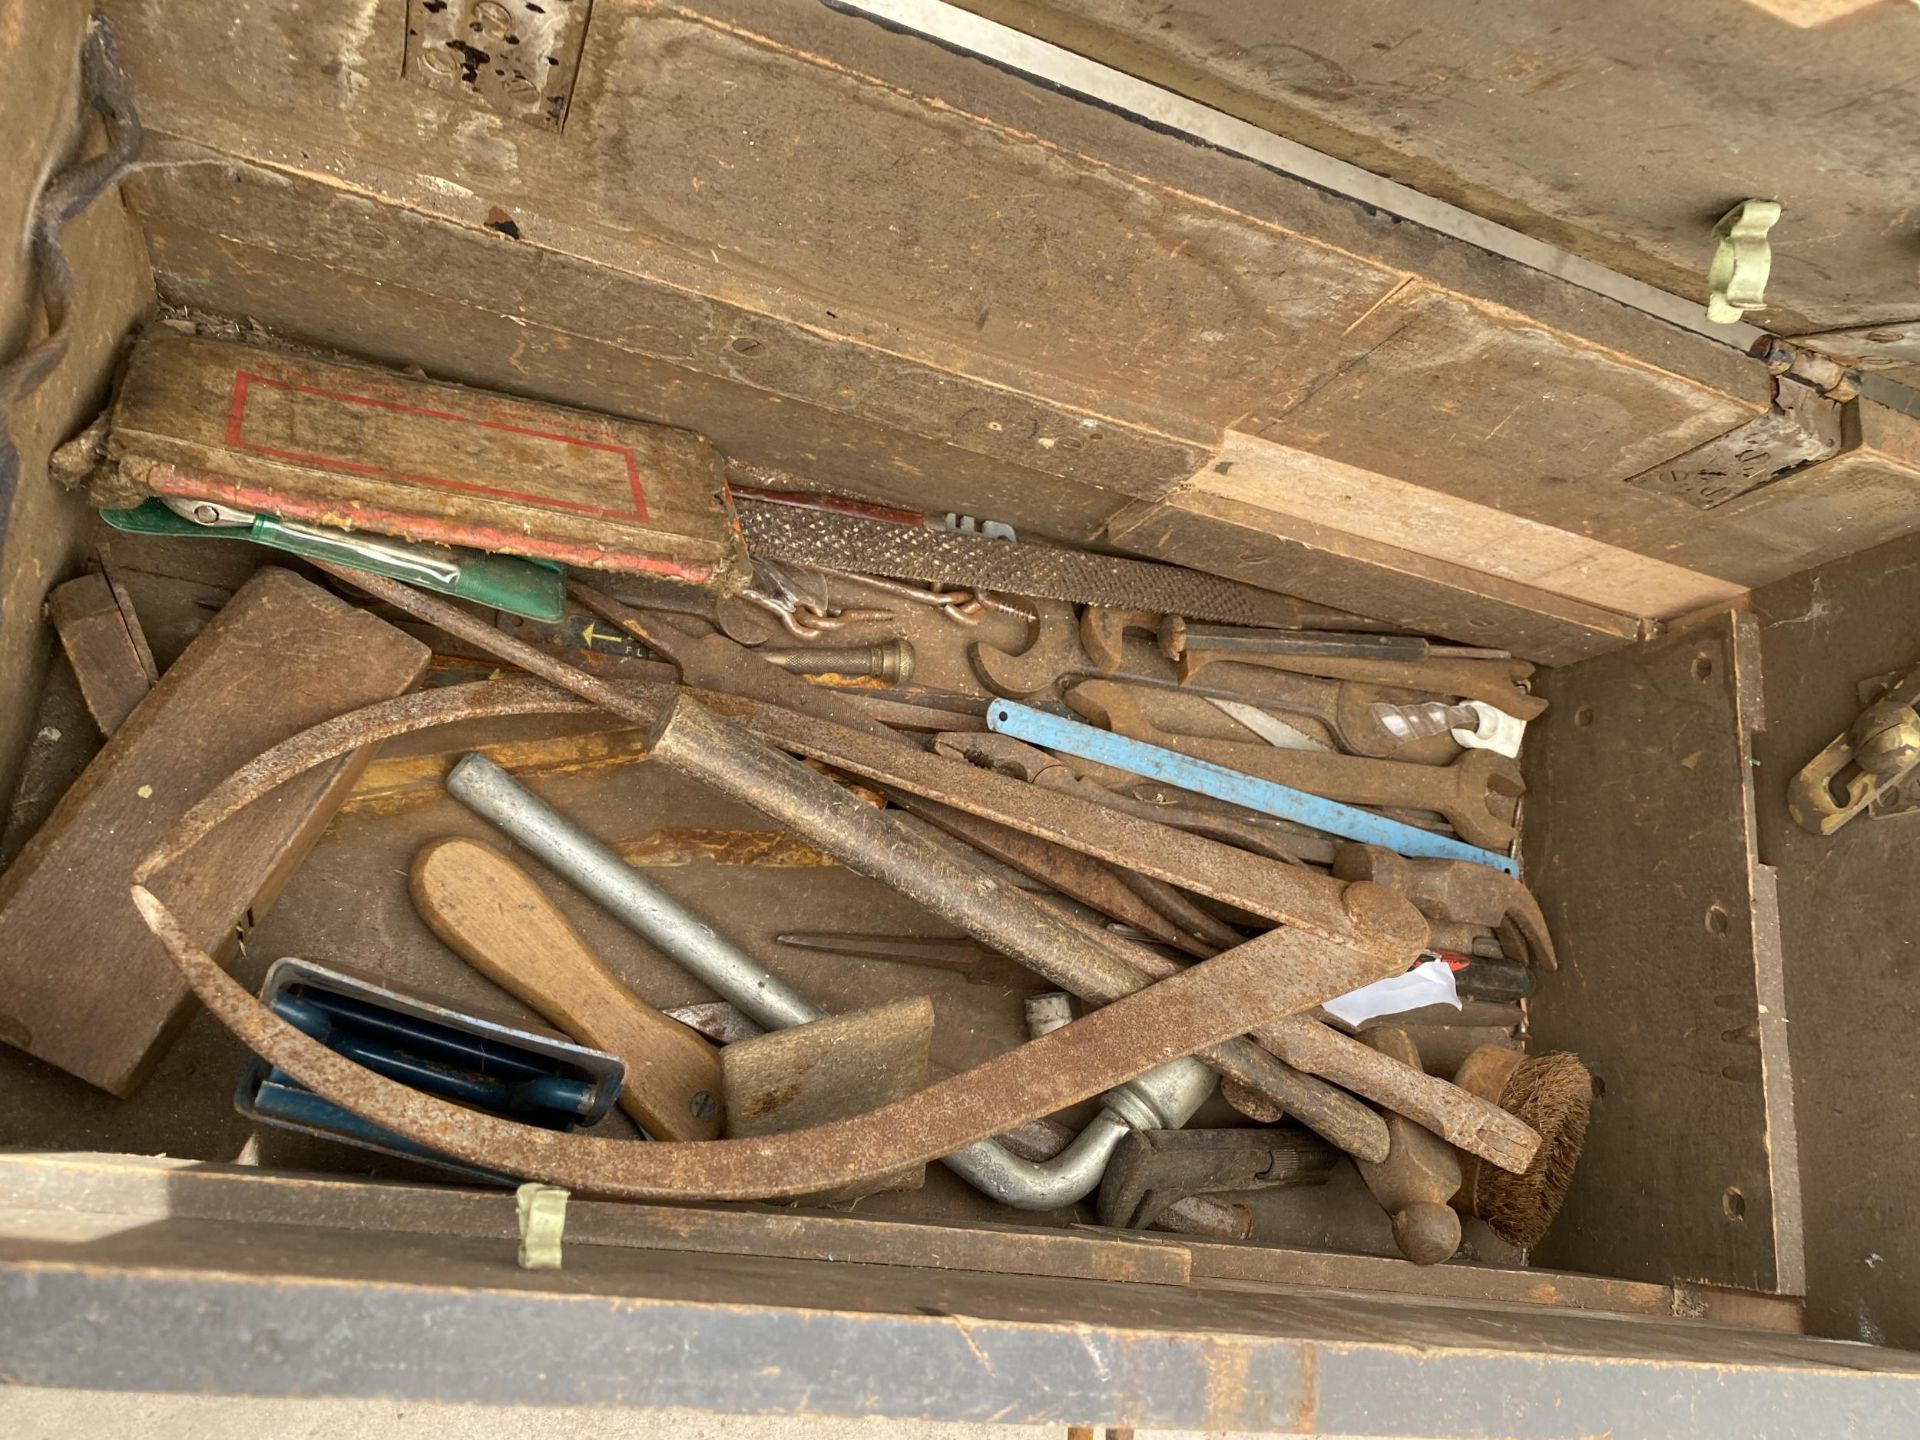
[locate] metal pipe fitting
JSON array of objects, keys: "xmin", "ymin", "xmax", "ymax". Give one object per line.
[
  {"xmin": 947, "ymin": 1110, "xmax": 1133, "ymax": 1208},
  {"xmin": 1103, "ymin": 1056, "xmax": 1217, "ymax": 1133},
  {"xmin": 1014, "ymin": 989, "xmax": 1218, "ymax": 1205},
  {"xmin": 447, "ymin": 752, "xmax": 1182, "ymax": 1210}
]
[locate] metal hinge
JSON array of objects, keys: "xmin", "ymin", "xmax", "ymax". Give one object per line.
[{"xmin": 1625, "ymin": 342, "xmax": 1859, "ymax": 510}]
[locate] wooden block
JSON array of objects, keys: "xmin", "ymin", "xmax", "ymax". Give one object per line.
[
  {"xmin": 99, "ymin": 329, "xmax": 751, "ymax": 588},
  {"xmin": 0, "ymin": 568, "xmax": 430, "ymax": 1096},
  {"xmin": 722, "ymin": 996, "xmax": 934, "ymax": 1203},
  {"xmin": 46, "ymin": 571, "xmax": 159, "ymax": 736}
]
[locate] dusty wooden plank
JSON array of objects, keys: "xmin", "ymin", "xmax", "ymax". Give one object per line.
[
  {"xmin": 946, "ymin": 0, "xmax": 1920, "ymax": 343},
  {"xmin": 100, "ymin": 330, "xmax": 752, "ymax": 586},
  {"xmin": 46, "ymin": 570, "xmax": 159, "ymax": 735},
  {"xmin": 1750, "ymin": 528, "xmax": 1920, "ymax": 1348},
  {"xmin": 1192, "ymin": 430, "xmax": 1749, "ymax": 620},
  {"xmin": 1107, "ymin": 490, "xmax": 1645, "ymax": 666},
  {"xmin": 0, "ymin": 1151, "xmax": 1809, "ymax": 1330},
  {"xmin": 0, "ymin": 568, "xmax": 430, "ymax": 1096},
  {"xmin": 0, "ymin": 1152, "xmax": 1193, "ymax": 1287},
  {"xmin": 1667, "ymin": 400, "xmax": 1920, "ymax": 587},
  {"xmin": 0, "ymin": 0, "xmax": 153, "ymax": 829},
  {"xmin": 1524, "ymin": 614, "xmax": 1795, "ymax": 1291},
  {"xmin": 1183, "ymin": 1238, "xmax": 1803, "ymax": 1333}
]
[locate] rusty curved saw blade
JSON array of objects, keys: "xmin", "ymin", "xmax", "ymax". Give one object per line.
[{"xmin": 133, "ymin": 885, "xmax": 1397, "ymax": 1201}]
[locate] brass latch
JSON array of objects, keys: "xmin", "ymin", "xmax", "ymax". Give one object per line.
[
  {"xmin": 1789, "ymin": 660, "xmax": 1920, "ymax": 836},
  {"xmin": 1625, "ymin": 341, "xmax": 1859, "ymax": 510}
]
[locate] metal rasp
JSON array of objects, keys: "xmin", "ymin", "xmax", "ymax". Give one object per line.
[{"xmin": 734, "ymin": 498, "xmax": 1361, "ymax": 629}]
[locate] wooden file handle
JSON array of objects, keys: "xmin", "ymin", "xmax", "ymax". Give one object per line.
[{"xmin": 409, "ymin": 836, "xmax": 723, "ymax": 1140}]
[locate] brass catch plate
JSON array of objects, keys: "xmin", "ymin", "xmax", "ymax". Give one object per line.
[
  {"xmin": 1625, "ymin": 375, "xmax": 1851, "ymax": 510},
  {"xmin": 405, "ymin": 0, "xmax": 589, "ymax": 130}
]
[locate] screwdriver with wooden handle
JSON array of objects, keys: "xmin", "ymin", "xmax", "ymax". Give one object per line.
[{"xmin": 409, "ymin": 837, "xmax": 725, "ymax": 1141}]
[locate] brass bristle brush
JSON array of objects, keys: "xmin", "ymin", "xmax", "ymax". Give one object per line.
[{"xmin": 1453, "ymin": 1045, "xmax": 1592, "ymax": 1249}]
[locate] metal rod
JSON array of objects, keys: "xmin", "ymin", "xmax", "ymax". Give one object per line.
[{"xmin": 447, "ymin": 753, "xmax": 821, "ymax": 1031}]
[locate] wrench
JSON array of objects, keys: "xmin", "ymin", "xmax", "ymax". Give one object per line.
[
  {"xmin": 1006, "ymin": 605, "xmax": 1457, "ymax": 759},
  {"xmin": 971, "ymin": 596, "xmax": 1088, "ymax": 697},
  {"xmin": 1156, "ymin": 660, "xmax": 1454, "ymax": 761},
  {"xmin": 1079, "ymin": 607, "xmax": 1165, "ymax": 673},
  {"xmin": 1068, "ymin": 680, "xmax": 1523, "ymax": 852},
  {"xmin": 1180, "ymin": 650, "xmax": 1546, "ymax": 720}
]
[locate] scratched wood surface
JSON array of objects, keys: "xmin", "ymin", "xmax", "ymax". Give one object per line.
[{"xmin": 0, "ymin": 567, "xmax": 429, "ymax": 1096}]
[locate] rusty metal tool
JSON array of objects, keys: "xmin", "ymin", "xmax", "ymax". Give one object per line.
[
  {"xmin": 163, "ymin": 569, "xmax": 1392, "ymax": 1165},
  {"xmin": 1452, "ymin": 1045, "xmax": 1592, "ymax": 1249},
  {"xmin": 130, "ymin": 583, "xmax": 1405, "ymax": 1208},
  {"xmin": 1333, "ymin": 843, "xmax": 1556, "ymax": 971},
  {"xmin": 445, "ymin": 752, "xmax": 1212, "ymax": 1209},
  {"xmin": 643, "ymin": 691, "xmax": 1420, "ymax": 1011},
  {"xmin": 409, "ymin": 837, "xmax": 726, "ymax": 1140},
  {"xmin": 1355, "ymin": 1027, "xmax": 1463, "ymax": 1266},
  {"xmin": 567, "ymin": 580, "xmax": 899, "ymax": 740},
  {"xmin": 1179, "ymin": 650, "xmax": 1547, "ymax": 720},
  {"xmin": 138, "ymin": 877, "xmax": 1395, "ymax": 1202},
  {"xmin": 1112, "ymin": 868, "xmax": 1246, "ymax": 952},
  {"xmin": 735, "ymin": 495, "xmax": 1373, "ymax": 630},
  {"xmin": 755, "ymin": 639, "xmax": 916, "ymax": 685},
  {"xmin": 568, "ymin": 582, "xmax": 967, "ymax": 733},
  {"xmin": 1191, "ymin": 668, "xmax": 1453, "ymax": 760},
  {"xmin": 1079, "ymin": 607, "xmax": 1165, "ymax": 672},
  {"xmin": 1788, "ymin": 657, "xmax": 1920, "ymax": 835},
  {"xmin": 1159, "ymin": 618, "xmax": 1432, "ymax": 663},
  {"xmin": 775, "ymin": 932, "xmax": 1041, "ymax": 988},
  {"xmin": 971, "ymin": 597, "xmax": 1088, "ymax": 697},
  {"xmin": 1096, "ymin": 1126, "xmax": 1338, "ymax": 1230},
  {"xmin": 659, "ymin": 694, "xmax": 1528, "ymax": 1171},
  {"xmin": 1049, "ymin": 606, "xmax": 1445, "ymax": 759},
  {"xmin": 932, "ymin": 731, "xmax": 1317, "ymax": 865},
  {"xmin": 880, "ymin": 787, "xmax": 1214, "ymax": 955},
  {"xmin": 1066, "ymin": 680, "xmax": 1523, "ymax": 854},
  {"xmin": 1030, "ymin": 884, "xmax": 1535, "ymax": 1173},
  {"xmin": 511, "ymin": 604, "xmax": 915, "ymax": 685},
  {"xmin": 644, "ymin": 693, "xmax": 1418, "ymax": 1160}
]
